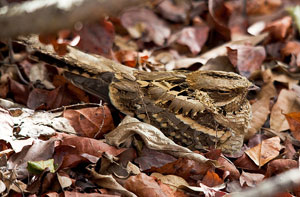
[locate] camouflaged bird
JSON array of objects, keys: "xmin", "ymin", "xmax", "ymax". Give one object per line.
[{"xmin": 108, "ymin": 70, "xmax": 252, "ymax": 154}]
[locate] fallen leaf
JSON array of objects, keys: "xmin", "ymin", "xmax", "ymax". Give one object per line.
[
  {"xmin": 88, "ymin": 167, "xmax": 136, "ymax": 197},
  {"xmin": 287, "ymin": 5, "xmax": 300, "ymax": 34},
  {"xmin": 174, "ymin": 33, "xmax": 268, "ymax": 67},
  {"xmin": 265, "ymin": 159, "xmax": 298, "ymax": 177},
  {"xmin": 63, "ymin": 106, "xmax": 114, "ymax": 138},
  {"xmin": 169, "ymin": 25, "xmax": 209, "ymax": 55},
  {"xmin": 12, "ymin": 108, "xmax": 75, "ymax": 139},
  {"xmin": 105, "ymin": 116, "xmax": 211, "ymax": 164},
  {"xmin": 28, "ymin": 62, "xmax": 55, "ymax": 89},
  {"xmin": 134, "ymin": 147, "xmax": 177, "ymax": 171},
  {"xmin": 284, "ymin": 112, "xmax": 300, "ymax": 141},
  {"xmin": 151, "ymin": 157, "xmax": 213, "ymax": 181},
  {"xmin": 121, "ymin": 8, "xmax": 171, "ymax": 46},
  {"xmin": 155, "ymin": 0, "xmax": 189, "ymax": 23},
  {"xmin": 208, "ymin": 0, "xmax": 230, "ymax": 39},
  {"xmin": 27, "ymin": 159, "xmax": 55, "ymax": 174},
  {"xmin": 201, "ymin": 170, "xmax": 223, "ymax": 187},
  {"xmin": 284, "ymin": 138, "xmax": 296, "ymax": 160},
  {"xmin": 216, "ymin": 156, "xmax": 240, "ymax": 180},
  {"xmin": 27, "ymin": 86, "xmax": 80, "ymax": 110},
  {"xmin": 270, "ymin": 89, "xmax": 300, "ymax": 132},
  {"xmin": 52, "ymin": 75, "xmax": 90, "ymax": 103},
  {"xmin": 239, "ymin": 171, "xmax": 264, "ymax": 187},
  {"xmin": 151, "ymin": 172, "xmax": 189, "ymax": 191},
  {"xmin": 234, "ymin": 153, "xmax": 262, "ymax": 171},
  {"xmin": 7, "ymin": 139, "xmax": 56, "ymax": 179},
  {"xmin": 9, "ymin": 78, "xmax": 29, "ymax": 105},
  {"xmin": 245, "ymin": 136, "xmax": 282, "ymax": 167},
  {"xmin": 246, "ymin": 0, "xmax": 282, "ymax": 15},
  {"xmin": 247, "ymin": 70, "xmax": 276, "ymax": 138},
  {"xmin": 57, "ymin": 173, "xmax": 72, "ymax": 189},
  {"xmin": 227, "ymin": 45, "xmax": 266, "ymax": 77},
  {"xmin": 264, "ymin": 16, "xmax": 292, "ymax": 41},
  {"xmin": 76, "ymin": 19, "xmax": 115, "ymax": 58},
  {"xmin": 57, "ymin": 133, "xmax": 125, "ymax": 157},
  {"xmin": 125, "ymin": 173, "xmax": 174, "ymax": 197}
]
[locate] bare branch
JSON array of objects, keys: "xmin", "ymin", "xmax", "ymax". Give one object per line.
[
  {"xmin": 0, "ymin": 0, "xmax": 146, "ymax": 38},
  {"xmin": 231, "ymin": 169, "xmax": 300, "ymax": 197}
]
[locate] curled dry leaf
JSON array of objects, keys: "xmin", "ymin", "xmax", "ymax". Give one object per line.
[
  {"xmin": 227, "ymin": 45, "xmax": 266, "ymax": 77},
  {"xmin": 245, "ymin": 136, "xmax": 282, "ymax": 167},
  {"xmin": 151, "ymin": 172, "xmax": 189, "ymax": 192},
  {"xmin": 88, "ymin": 167, "xmax": 136, "ymax": 197},
  {"xmin": 265, "ymin": 159, "xmax": 298, "ymax": 178},
  {"xmin": 239, "ymin": 171, "xmax": 265, "ymax": 187},
  {"xmin": 125, "ymin": 173, "xmax": 174, "ymax": 197},
  {"xmin": 270, "ymin": 89, "xmax": 300, "ymax": 132},
  {"xmin": 264, "ymin": 16, "xmax": 292, "ymax": 41},
  {"xmin": 63, "ymin": 106, "xmax": 114, "ymax": 138},
  {"xmin": 105, "ymin": 116, "xmax": 211, "ymax": 164},
  {"xmin": 121, "ymin": 8, "xmax": 171, "ymax": 46}
]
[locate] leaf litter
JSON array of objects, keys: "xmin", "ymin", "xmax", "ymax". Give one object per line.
[{"xmin": 2, "ymin": 0, "xmax": 300, "ymax": 196}]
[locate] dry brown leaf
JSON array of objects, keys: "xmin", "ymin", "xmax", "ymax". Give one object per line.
[
  {"xmin": 151, "ymin": 157, "xmax": 213, "ymax": 181},
  {"xmin": 247, "ymin": 70, "xmax": 276, "ymax": 139},
  {"xmin": 88, "ymin": 167, "xmax": 136, "ymax": 197},
  {"xmin": 121, "ymin": 8, "xmax": 170, "ymax": 46},
  {"xmin": 234, "ymin": 154, "xmax": 261, "ymax": 171},
  {"xmin": 284, "ymin": 138, "xmax": 296, "ymax": 160},
  {"xmin": 202, "ymin": 170, "xmax": 223, "ymax": 187},
  {"xmin": 264, "ymin": 16, "xmax": 292, "ymax": 41},
  {"xmin": 7, "ymin": 139, "xmax": 56, "ymax": 179},
  {"xmin": 246, "ymin": 0, "xmax": 282, "ymax": 15},
  {"xmin": 134, "ymin": 147, "xmax": 177, "ymax": 171},
  {"xmin": 245, "ymin": 136, "xmax": 282, "ymax": 167},
  {"xmin": 9, "ymin": 78, "xmax": 30, "ymax": 105},
  {"xmin": 155, "ymin": 0, "xmax": 189, "ymax": 23},
  {"xmin": 105, "ymin": 116, "xmax": 211, "ymax": 164},
  {"xmin": 169, "ymin": 25, "xmax": 209, "ymax": 55},
  {"xmin": 174, "ymin": 33, "xmax": 268, "ymax": 67},
  {"xmin": 217, "ymin": 156, "xmax": 240, "ymax": 180},
  {"xmin": 76, "ymin": 19, "xmax": 114, "ymax": 58},
  {"xmin": 270, "ymin": 89, "xmax": 300, "ymax": 132},
  {"xmin": 63, "ymin": 106, "xmax": 114, "ymax": 138},
  {"xmin": 125, "ymin": 173, "xmax": 174, "ymax": 197},
  {"xmin": 285, "ymin": 112, "xmax": 300, "ymax": 141},
  {"xmin": 227, "ymin": 45, "xmax": 266, "ymax": 77},
  {"xmin": 239, "ymin": 171, "xmax": 265, "ymax": 187},
  {"xmin": 151, "ymin": 172, "xmax": 189, "ymax": 192},
  {"xmin": 265, "ymin": 159, "xmax": 298, "ymax": 178},
  {"xmin": 58, "ymin": 133, "xmax": 125, "ymax": 157}
]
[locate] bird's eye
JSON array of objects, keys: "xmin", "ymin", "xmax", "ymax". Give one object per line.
[{"xmin": 218, "ymin": 90, "xmax": 230, "ymax": 94}]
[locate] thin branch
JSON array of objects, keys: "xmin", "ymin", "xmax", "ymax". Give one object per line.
[
  {"xmin": 0, "ymin": 0, "xmax": 146, "ymax": 38},
  {"xmin": 231, "ymin": 169, "xmax": 300, "ymax": 197}
]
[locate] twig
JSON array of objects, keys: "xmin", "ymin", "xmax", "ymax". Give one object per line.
[
  {"xmin": 0, "ymin": 0, "xmax": 146, "ymax": 38},
  {"xmin": 231, "ymin": 168, "xmax": 300, "ymax": 197}
]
